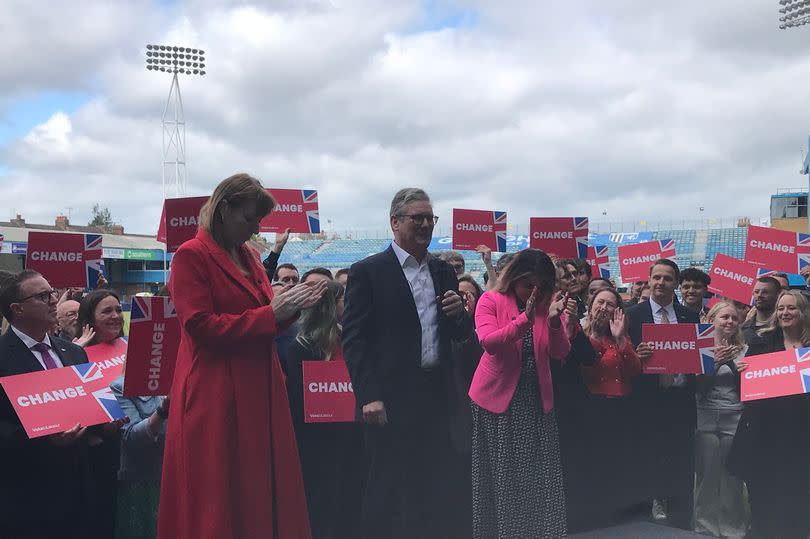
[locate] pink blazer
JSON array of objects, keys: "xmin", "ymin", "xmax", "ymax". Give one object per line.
[{"xmin": 468, "ymin": 290, "xmax": 571, "ymax": 414}]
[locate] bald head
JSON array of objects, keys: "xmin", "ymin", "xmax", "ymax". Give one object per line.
[{"xmin": 56, "ymin": 300, "xmax": 80, "ymax": 339}]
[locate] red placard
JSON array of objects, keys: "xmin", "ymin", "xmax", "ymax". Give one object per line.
[
  {"xmin": 529, "ymin": 217, "xmax": 589, "ymax": 259},
  {"xmin": 302, "ymin": 361, "xmax": 356, "ymax": 423},
  {"xmin": 259, "ymin": 189, "xmax": 320, "ymax": 234},
  {"xmin": 744, "ymin": 225, "xmax": 810, "ymax": 274},
  {"xmin": 587, "ymin": 245, "xmax": 610, "ymax": 279},
  {"xmin": 159, "ymin": 196, "xmax": 208, "ymax": 253},
  {"xmin": 641, "ymin": 323, "xmax": 716, "ymax": 374},
  {"xmin": 26, "ymin": 232, "xmax": 104, "ymax": 288},
  {"xmin": 707, "ymin": 254, "xmax": 775, "ymax": 306},
  {"xmin": 451, "ymin": 209, "xmax": 507, "ymax": 252},
  {"xmin": 84, "ymin": 338, "xmax": 128, "ymax": 367},
  {"xmin": 122, "ymin": 296, "xmax": 179, "ymax": 397},
  {"xmin": 740, "ymin": 347, "xmax": 810, "ymax": 401},
  {"xmin": 617, "ymin": 239, "xmax": 676, "ymax": 283},
  {"xmin": 0, "ymin": 358, "xmax": 126, "ymax": 438}
]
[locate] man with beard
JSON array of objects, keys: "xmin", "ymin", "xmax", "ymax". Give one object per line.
[
  {"xmin": 55, "ymin": 299, "xmax": 80, "ymax": 340},
  {"xmin": 625, "ymin": 259, "xmax": 699, "ymax": 530},
  {"xmin": 741, "ymin": 276, "xmax": 780, "ymax": 344}
]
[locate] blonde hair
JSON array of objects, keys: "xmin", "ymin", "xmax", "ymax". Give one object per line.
[
  {"xmin": 198, "ymin": 173, "xmax": 276, "ymax": 246},
  {"xmin": 705, "ymin": 301, "xmax": 745, "ymax": 348},
  {"xmin": 759, "ymin": 290, "xmax": 810, "ymax": 345}
]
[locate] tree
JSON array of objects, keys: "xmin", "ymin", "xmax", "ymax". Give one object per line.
[{"xmin": 89, "ymin": 204, "xmax": 114, "ymax": 229}]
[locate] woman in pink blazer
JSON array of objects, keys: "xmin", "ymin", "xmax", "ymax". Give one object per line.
[{"xmin": 469, "ymin": 248, "xmax": 576, "ymax": 539}]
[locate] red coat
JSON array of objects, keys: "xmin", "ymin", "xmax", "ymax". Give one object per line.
[{"xmin": 158, "ymin": 229, "xmax": 311, "ymax": 539}]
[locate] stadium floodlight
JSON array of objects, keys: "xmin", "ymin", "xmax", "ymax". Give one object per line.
[
  {"xmin": 144, "ymin": 44, "xmax": 207, "ymax": 201},
  {"xmin": 780, "ymin": 0, "xmax": 810, "ymax": 28}
]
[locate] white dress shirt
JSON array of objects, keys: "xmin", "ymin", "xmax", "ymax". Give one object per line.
[
  {"xmin": 392, "ymin": 241, "xmax": 440, "ymax": 369},
  {"xmin": 649, "ymin": 297, "xmax": 686, "ymax": 387},
  {"xmin": 10, "ymin": 325, "xmax": 64, "ymax": 370}
]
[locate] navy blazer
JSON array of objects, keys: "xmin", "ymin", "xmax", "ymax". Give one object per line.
[
  {"xmin": 0, "ymin": 329, "xmax": 92, "ymax": 536},
  {"xmin": 343, "ymin": 246, "xmax": 473, "ymax": 422}
]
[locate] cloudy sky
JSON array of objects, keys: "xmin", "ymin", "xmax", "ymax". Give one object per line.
[{"xmin": 1, "ymin": 0, "xmax": 808, "ymax": 237}]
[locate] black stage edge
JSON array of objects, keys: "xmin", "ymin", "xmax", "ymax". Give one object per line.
[{"xmin": 570, "ymin": 521, "xmax": 706, "ymax": 538}]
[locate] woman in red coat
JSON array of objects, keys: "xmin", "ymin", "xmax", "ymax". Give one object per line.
[{"xmin": 158, "ymin": 173, "xmax": 326, "ymax": 539}]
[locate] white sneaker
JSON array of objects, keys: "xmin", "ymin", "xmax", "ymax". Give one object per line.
[{"xmin": 651, "ymin": 499, "xmax": 668, "ymax": 521}]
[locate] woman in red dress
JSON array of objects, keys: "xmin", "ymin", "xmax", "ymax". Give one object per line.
[{"xmin": 157, "ymin": 173, "xmax": 325, "ymax": 539}]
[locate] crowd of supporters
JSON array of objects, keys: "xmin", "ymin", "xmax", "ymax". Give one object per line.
[{"xmin": 0, "ymin": 175, "xmax": 809, "ymax": 538}]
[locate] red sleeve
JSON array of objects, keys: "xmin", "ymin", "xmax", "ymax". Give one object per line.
[
  {"xmin": 476, "ymin": 291, "xmax": 532, "ymax": 356},
  {"xmin": 169, "ymin": 245, "xmax": 278, "ymax": 347}
]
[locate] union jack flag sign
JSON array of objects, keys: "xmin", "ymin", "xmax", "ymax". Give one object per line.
[
  {"xmin": 641, "ymin": 323, "xmax": 716, "ymax": 375},
  {"xmin": 618, "ymin": 239, "xmax": 677, "ymax": 283},
  {"xmin": 260, "ymin": 189, "xmax": 321, "ymax": 234},
  {"xmin": 123, "ymin": 296, "xmax": 180, "ymax": 397},
  {"xmin": 451, "ymin": 209, "xmax": 508, "ymax": 252},
  {"xmin": 745, "ymin": 224, "xmax": 810, "ymax": 274},
  {"xmin": 586, "ymin": 245, "xmax": 610, "ymax": 279},
  {"xmin": 0, "ymin": 358, "xmax": 125, "ymax": 439},
  {"xmin": 529, "ymin": 217, "xmax": 589, "ymax": 259},
  {"xmin": 26, "ymin": 231, "xmax": 104, "ymax": 288},
  {"xmin": 742, "ymin": 346, "xmax": 810, "ymax": 401}
]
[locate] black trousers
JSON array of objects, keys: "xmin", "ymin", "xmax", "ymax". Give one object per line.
[{"xmin": 359, "ymin": 369, "xmax": 467, "ymax": 539}]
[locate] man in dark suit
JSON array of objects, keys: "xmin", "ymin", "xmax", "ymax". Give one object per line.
[
  {"xmin": 343, "ymin": 188, "xmax": 473, "ymax": 539},
  {"xmin": 625, "ymin": 259, "xmax": 699, "ymax": 530},
  {"xmin": 0, "ymin": 270, "xmax": 95, "ymax": 538}
]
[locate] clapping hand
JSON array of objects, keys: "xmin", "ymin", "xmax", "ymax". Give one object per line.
[
  {"xmin": 549, "ymin": 292, "xmax": 577, "ymax": 328},
  {"xmin": 73, "ymin": 324, "xmax": 96, "ymax": 348},
  {"xmin": 609, "ymin": 309, "xmax": 628, "ymax": 347},
  {"xmin": 440, "ymin": 290, "xmax": 465, "ymax": 319},
  {"xmin": 271, "ymin": 280, "xmax": 327, "ymax": 322},
  {"xmin": 525, "ymin": 287, "xmax": 540, "ymax": 319}
]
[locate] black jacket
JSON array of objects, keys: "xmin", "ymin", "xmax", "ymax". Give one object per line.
[
  {"xmin": 727, "ymin": 329, "xmax": 810, "ymax": 485},
  {"xmin": 0, "ymin": 329, "xmax": 94, "ymax": 537},
  {"xmin": 343, "ymin": 246, "xmax": 473, "ymax": 423}
]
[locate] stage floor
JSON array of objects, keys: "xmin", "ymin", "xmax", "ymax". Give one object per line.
[{"xmin": 570, "ymin": 521, "xmax": 706, "ymax": 538}]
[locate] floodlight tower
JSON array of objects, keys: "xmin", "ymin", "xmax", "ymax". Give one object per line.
[
  {"xmin": 145, "ymin": 44, "xmax": 206, "ymax": 199},
  {"xmin": 779, "ymin": 0, "xmax": 810, "ymax": 28}
]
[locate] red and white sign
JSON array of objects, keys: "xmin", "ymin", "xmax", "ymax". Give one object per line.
[
  {"xmin": 641, "ymin": 323, "xmax": 716, "ymax": 374},
  {"xmin": 84, "ymin": 338, "xmax": 128, "ymax": 368},
  {"xmin": 741, "ymin": 347, "xmax": 810, "ymax": 401},
  {"xmin": 708, "ymin": 254, "xmax": 776, "ymax": 306},
  {"xmin": 744, "ymin": 225, "xmax": 810, "ymax": 274},
  {"xmin": 451, "ymin": 209, "xmax": 507, "ymax": 252},
  {"xmin": 122, "ymin": 296, "xmax": 180, "ymax": 397},
  {"xmin": 529, "ymin": 217, "xmax": 589, "ymax": 259},
  {"xmin": 26, "ymin": 232, "xmax": 104, "ymax": 289},
  {"xmin": 587, "ymin": 245, "xmax": 610, "ymax": 279},
  {"xmin": 260, "ymin": 189, "xmax": 320, "ymax": 234},
  {"xmin": 158, "ymin": 196, "xmax": 208, "ymax": 253},
  {"xmin": 0, "ymin": 358, "xmax": 126, "ymax": 439},
  {"xmin": 302, "ymin": 361, "xmax": 356, "ymax": 423},
  {"xmin": 618, "ymin": 239, "xmax": 676, "ymax": 283}
]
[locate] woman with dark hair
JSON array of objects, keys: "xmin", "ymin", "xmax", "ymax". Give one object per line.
[
  {"xmin": 468, "ymin": 248, "xmax": 577, "ymax": 538},
  {"xmin": 728, "ymin": 291, "xmax": 810, "ymax": 539},
  {"xmin": 158, "ymin": 173, "xmax": 325, "ymax": 539},
  {"xmin": 77, "ymin": 289, "xmax": 125, "ymax": 348},
  {"xmin": 77, "ymin": 288, "xmax": 127, "ymax": 538},
  {"xmin": 458, "ymin": 274, "xmax": 484, "ymax": 317},
  {"xmin": 286, "ymin": 280, "xmax": 363, "ymax": 539}
]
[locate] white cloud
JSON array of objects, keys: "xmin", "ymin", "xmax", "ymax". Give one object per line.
[{"xmin": 0, "ymin": 0, "xmax": 807, "ymax": 237}]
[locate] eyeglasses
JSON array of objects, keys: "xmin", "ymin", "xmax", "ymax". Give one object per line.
[
  {"xmin": 17, "ymin": 289, "xmax": 58, "ymax": 304},
  {"xmin": 400, "ymin": 214, "xmax": 439, "ymax": 225}
]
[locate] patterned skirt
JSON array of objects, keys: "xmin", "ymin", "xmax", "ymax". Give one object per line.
[{"xmin": 471, "ymin": 331, "xmax": 566, "ymax": 538}]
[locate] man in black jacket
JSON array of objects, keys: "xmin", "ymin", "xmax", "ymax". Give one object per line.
[
  {"xmin": 0, "ymin": 270, "xmax": 95, "ymax": 538},
  {"xmin": 343, "ymin": 188, "xmax": 473, "ymax": 539},
  {"xmin": 626, "ymin": 259, "xmax": 699, "ymax": 530}
]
